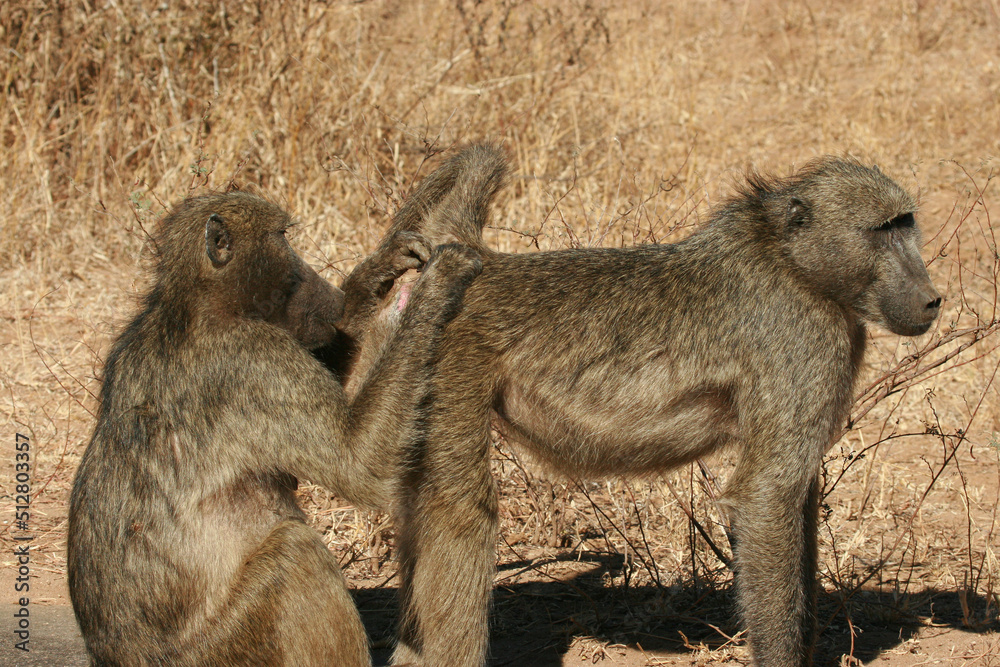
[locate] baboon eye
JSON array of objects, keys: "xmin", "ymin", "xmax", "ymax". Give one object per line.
[{"xmin": 874, "ymin": 213, "xmax": 915, "ymax": 232}]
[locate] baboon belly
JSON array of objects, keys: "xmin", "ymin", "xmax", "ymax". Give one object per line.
[
  {"xmin": 494, "ymin": 365, "xmax": 736, "ymax": 477},
  {"xmin": 134, "ymin": 477, "xmax": 302, "ymax": 623}
]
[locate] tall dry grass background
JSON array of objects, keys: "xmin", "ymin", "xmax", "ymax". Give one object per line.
[{"xmin": 2, "ymin": 0, "xmax": 999, "ymax": 664}]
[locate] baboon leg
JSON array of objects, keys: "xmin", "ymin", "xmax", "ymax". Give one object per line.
[
  {"xmin": 728, "ymin": 468, "xmax": 820, "ymax": 667},
  {"xmin": 393, "ymin": 472, "xmax": 498, "ymax": 667},
  {"xmin": 393, "ymin": 376, "xmax": 498, "ymax": 667},
  {"xmin": 201, "ymin": 521, "xmax": 370, "ymax": 667},
  {"xmin": 800, "ymin": 479, "xmax": 821, "ymax": 661}
]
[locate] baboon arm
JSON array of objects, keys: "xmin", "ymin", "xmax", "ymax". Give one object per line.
[
  {"xmin": 219, "ymin": 330, "xmax": 420, "ymax": 509},
  {"xmin": 193, "ymin": 334, "xmax": 406, "ymax": 508},
  {"xmin": 217, "ymin": 246, "xmax": 477, "ymax": 508},
  {"xmin": 337, "ymin": 231, "xmax": 430, "ymax": 343}
]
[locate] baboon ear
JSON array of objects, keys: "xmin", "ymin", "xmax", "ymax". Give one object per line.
[
  {"xmin": 205, "ymin": 214, "xmax": 233, "ymax": 267},
  {"xmin": 788, "ymin": 198, "xmax": 808, "ymax": 227}
]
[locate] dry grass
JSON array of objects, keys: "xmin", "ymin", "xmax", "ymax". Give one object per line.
[{"xmin": 2, "ymin": 1, "xmax": 999, "ymax": 664}]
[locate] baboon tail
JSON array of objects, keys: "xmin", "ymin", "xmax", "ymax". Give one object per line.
[{"xmin": 388, "ymin": 143, "xmax": 509, "ymax": 252}]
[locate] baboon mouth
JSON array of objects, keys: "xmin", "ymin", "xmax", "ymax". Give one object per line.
[
  {"xmin": 893, "ymin": 319, "xmax": 934, "ymax": 337},
  {"xmin": 296, "ymin": 313, "xmax": 338, "ymax": 350}
]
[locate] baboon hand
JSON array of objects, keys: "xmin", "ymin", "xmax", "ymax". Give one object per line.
[
  {"xmin": 339, "ymin": 231, "xmax": 434, "ymax": 332},
  {"xmin": 409, "ymin": 243, "xmax": 483, "ymax": 324},
  {"xmin": 385, "ymin": 230, "xmax": 432, "ymax": 275}
]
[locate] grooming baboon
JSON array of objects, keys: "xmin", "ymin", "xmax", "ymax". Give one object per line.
[
  {"xmin": 382, "ymin": 148, "xmax": 941, "ymax": 666},
  {"xmin": 67, "ymin": 191, "xmax": 482, "ymax": 667}
]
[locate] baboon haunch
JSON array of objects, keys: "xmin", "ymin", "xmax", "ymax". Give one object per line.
[
  {"xmin": 385, "ymin": 149, "xmax": 941, "ymax": 666},
  {"xmin": 67, "ymin": 191, "xmax": 482, "ymax": 666}
]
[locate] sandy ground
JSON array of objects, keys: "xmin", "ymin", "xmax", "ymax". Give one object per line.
[{"xmin": 2, "ymin": 569, "xmax": 996, "ymax": 667}]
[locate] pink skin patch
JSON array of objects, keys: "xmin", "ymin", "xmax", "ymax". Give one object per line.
[{"xmin": 395, "ymin": 282, "xmax": 413, "ymax": 312}]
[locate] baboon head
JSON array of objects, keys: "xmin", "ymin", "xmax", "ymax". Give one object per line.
[
  {"xmin": 770, "ymin": 158, "xmax": 941, "ymax": 336},
  {"xmin": 152, "ymin": 191, "xmax": 343, "ymax": 349}
]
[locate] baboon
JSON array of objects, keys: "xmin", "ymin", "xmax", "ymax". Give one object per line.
[
  {"xmin": 67, "ymin": 191, "xmax": 482, "ymax": 666},
  {"xmin": 381, "ymin": 147, "xmax": 941, "ymax": 666}
]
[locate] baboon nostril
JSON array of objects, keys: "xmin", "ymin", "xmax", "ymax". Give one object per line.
[{"xmin": 927, "ymin": 297, "xmax": 942, "ymax": 310}]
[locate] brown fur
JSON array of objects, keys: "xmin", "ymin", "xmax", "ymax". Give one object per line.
[
  {"xmin": 67, "ymin": 191, "xmax": 482, "ymax": 666},
  {"xmin": 379, "ymin": 147, "xmax": 941, "ymax": 666}
]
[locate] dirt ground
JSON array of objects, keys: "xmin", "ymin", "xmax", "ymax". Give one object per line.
[{"xmin": 1, "ymin": 568, "xmax": 998, "ymax": 666}]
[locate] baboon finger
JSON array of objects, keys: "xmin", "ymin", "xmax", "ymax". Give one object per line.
[
  {"xmin": 387, "ymin": 230, "xmax": 432, "ymax": 273},
  {"xmin": 402, "ymin": 244, "xmax": 483, "ymax": 327}
]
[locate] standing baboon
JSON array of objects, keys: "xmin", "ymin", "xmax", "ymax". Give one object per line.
[
  {"xmin": 383, "ymin": 148, "xmax": 941, "ymax": 666},
  {"xmin": 67, "ymin": 191, "xmax": 481, "ymax": 666}
]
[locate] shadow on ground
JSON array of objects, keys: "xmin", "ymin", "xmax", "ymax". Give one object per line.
[
  {"xmin": 2, "ymin": 552, "xmax": 995, "ymax": 666},
  {"xmin": 358, "ymin": 552, "xmax": 999, "ymax": 666}
]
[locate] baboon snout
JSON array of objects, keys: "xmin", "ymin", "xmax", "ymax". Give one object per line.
[
  {"xmin": 283, "ymin": 269, "xmax": 344, "ymax": 349},
  {"xmin": 915, "ymin": 280, "xmax": 942, "ymax": 322},
  {"xmin": 925, "ymin": 293, "xmax": 943, "ymax": 316},
  {"xmin": 883, "ymin": 279, "xmax": 941, "ymax": 336}
]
